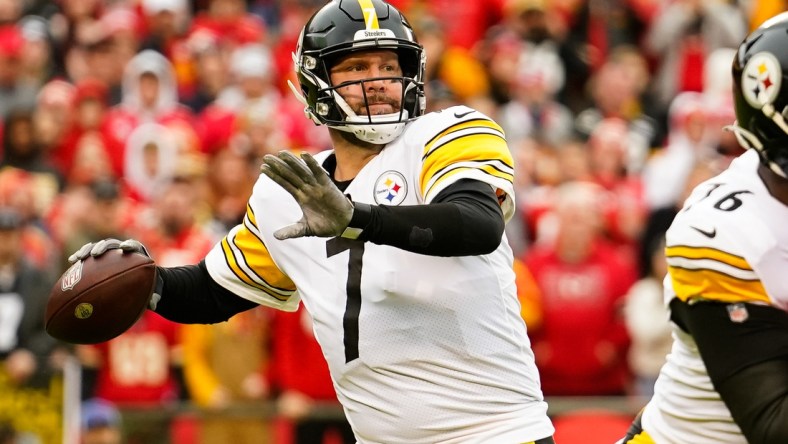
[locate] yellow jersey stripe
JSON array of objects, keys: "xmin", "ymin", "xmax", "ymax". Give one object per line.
[
  {"xmin": 668, "ymin": 265, "xmax": 770, "ymax": 304},
  {"xmin": 666, "ymin": 245, "xmax": 751, "ymax": 270},
  {"xmin": 425, "ymin": 163, "xmax": 514, "ymax": 198},
  {"xmin": 233, "ymin": 222, "xmax": 295, "ymax": 295},
  {"xmin": 624, "ymin": 430, "xmax": 656, "ymax": 444},
  {"xmin": 421, "ymin": 132, "xmax": 513, "ymax": 196},
  {"xmin": 246, "ymin": 203, "xmax": 259, "ymax": 231},
  {"xmin": 423, "ymin": 118, "xmax": 504, "ymax": 156},
  {"xmin": 219, "ymin": 226, "xmax": 295, "ymax": 300},
  {"xmin": 358, "ymin": 0, "xmax": 379, "ymax": 29},
  {"xmin": 220, "ymin": 238, "xmax": 284, "ymax": 298}
]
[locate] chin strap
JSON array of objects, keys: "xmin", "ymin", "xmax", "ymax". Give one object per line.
[
  {"xmin": 762, "ymin": 103, "xmax": 788, "ymax": 135},
  {"xmin": 724, "ymin": 122, "xmax": 788, "ymax": 178},
  {"xmin": 287, "ymin": 79, "xmax": 321, "ymax": 125}
]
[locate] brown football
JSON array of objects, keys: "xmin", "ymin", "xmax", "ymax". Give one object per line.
[{"xmin": 45, "ymin": 250, "xmax": 157, "ymax": 344}]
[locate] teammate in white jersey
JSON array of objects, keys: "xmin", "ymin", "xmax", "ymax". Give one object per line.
[
  {"xmin": 620, "ymin": 12, "xmax": 788, "ymax": 444},
  {"xmin": 68, "ymin": 1, "xmax": 555, "ymax": 442}
]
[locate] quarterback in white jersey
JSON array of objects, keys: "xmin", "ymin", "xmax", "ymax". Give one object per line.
[
  {"xmin": 67, "ymin": 1, "xmax": 555, "ymax": 443},
  {"xmin": 621, "ymin": 12, "xmax": 788, "ymax": 444},
  {"xmin": 204, "ymin": 106, "xmax": 552, "ymax": 443}
]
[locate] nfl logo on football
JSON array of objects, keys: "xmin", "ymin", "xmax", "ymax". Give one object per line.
[{"xmin": 61, "ymin": 261, "xmax": 83, "ymax": 291}]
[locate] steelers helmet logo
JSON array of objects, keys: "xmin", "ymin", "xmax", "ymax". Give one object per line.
[
  {"xmin": 374, "ymin": 171, "xmax": 407, "ymax": 206},
  {"xmin": 742, "ymin": 52, "xmax": 782, "ymax": 109}
]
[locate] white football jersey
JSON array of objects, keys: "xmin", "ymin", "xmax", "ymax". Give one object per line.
[
  {"xmin": 641, "ymin": 149, "xmax": 788, "ymax": 443},
  {"xmin": 205, "ymin": 106, "xmax": 554, "ymax": 443}
]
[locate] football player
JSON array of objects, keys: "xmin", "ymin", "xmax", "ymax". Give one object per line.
[
  {"xmin": 69, "ymin": 1, "xmax": 556, "ymax": 442},
  {"xmin": 620, "ymin": 12, "xmax": 788, "ymax": 444}
]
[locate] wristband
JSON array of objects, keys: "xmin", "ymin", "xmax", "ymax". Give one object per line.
[{"xmin": 341, "ymin": 202, "xmax": 373, "ymax": 240}]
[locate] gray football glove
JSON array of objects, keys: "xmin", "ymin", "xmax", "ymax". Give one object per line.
[
  {"xmin": 260, "ymin": 151, "xmax": 353, "ymax": 240},
  {"xmin": 67, "ymin": 238, "xmax": 162, "ymax": 310},
  {"xmin": 67, "ymin": 238, "xmax": 151, "ymax": 263}
]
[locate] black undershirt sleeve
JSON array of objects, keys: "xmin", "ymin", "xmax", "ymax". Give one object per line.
[
  {"xmin": 345, "ymin": 179, "xmax": 505, "ymax": 256},
  {"xmin": 154, "ymin": 261, "xmax": 258, "ymax": 324},
  {"xmin": 669, "ymin": 298, "xmax": 788, "ymax": 442}
]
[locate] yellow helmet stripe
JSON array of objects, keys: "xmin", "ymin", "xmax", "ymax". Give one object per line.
[{"xmin": 358, "ymin": 0, "xmax": 379, "ymax": 29}]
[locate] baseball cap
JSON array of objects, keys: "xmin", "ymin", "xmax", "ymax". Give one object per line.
[
  {"xmin": 0, "ymin": 208, "xmax": 21, "ymax": 231},
  {"xmin": 81, "ymin": 398, "xmax": 121, "ymax": 430},
  {"xmin": 90, "ymin": 178, "xmax": 120, "ymax": 201}
]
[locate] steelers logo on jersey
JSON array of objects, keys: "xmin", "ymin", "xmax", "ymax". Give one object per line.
[
  {"xmin": 374, "ymin": 171, "xmax": 407, "ymax": 206},
  {"xmin": 741, "ymin": 52, "xmax": 782, "ymax": 109}
]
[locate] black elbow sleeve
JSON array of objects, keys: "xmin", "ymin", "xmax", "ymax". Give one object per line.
[
  {"xmin": 155, "ymin": 261, "xmax": 258, "ymax": 324},
  {"xmin": 717, "ymin": 358, "xmax": 788, "ymax": 444}
]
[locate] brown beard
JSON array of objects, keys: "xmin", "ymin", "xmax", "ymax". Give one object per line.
[{"xmin": 351, "ymin": 92, "xmax": 401, "ymax": 117}]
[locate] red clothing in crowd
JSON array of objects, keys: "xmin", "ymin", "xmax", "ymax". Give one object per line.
[
  {"xmin": 101, "ymin": 105, "xmax": 196, "ymax": 178},
  {"xmin": 269, "ymin": 308, "xmax": 338, "ymax": 402},
  {"xmin": 524, "ymin": 240, "xmax": 636, "ymax": 396},
  {"xmin": 387, "ymin": 0, "xmax": 504, "ymax": 50},
  {"xmin": 134, "ymin": 223, "xmax": 214, "ymax": 268},
  {"xmin": 90, "ymin": 311, "xmax": 181, "ymax": 404}
]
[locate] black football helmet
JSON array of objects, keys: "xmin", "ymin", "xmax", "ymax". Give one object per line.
[
  {"xmin": 730, "ymin": 12, "xmax": 788, "ymax": 177},
  {"xmin": 288, "ymin": 0, "xmax": 426, "ymax": 144}
]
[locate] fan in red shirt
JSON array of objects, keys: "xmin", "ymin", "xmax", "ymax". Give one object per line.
[{"xmin": 524, "ymin": 181, "xmax": 636, "ymax": 396}]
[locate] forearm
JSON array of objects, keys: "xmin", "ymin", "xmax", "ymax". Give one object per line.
[
  {"xmin": 717, "ymin": 358, "xmax": 788, "ymax": 443},
  {"xmin": 348, "ymin": 179, "xmax": 505, "ymax": 256},
  {"xmin": 154, "ymin": 261, "xmax": 258, "ymax": 324}
]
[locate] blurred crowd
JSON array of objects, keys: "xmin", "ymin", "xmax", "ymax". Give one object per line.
[{"xmin": 0, "ymin": 0, "xmax": 782, "ymax": 442}]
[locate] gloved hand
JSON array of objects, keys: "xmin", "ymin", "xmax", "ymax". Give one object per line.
[
  {"xmin": 67, "ymin": 238, "xmax": 151, "ymax": 263},
  {"xmin": 67, "ymin": 238, "xmax": 162, "ymax": 310},
  {"xmin": 260, "ymin": 151, "xmax": 354, "ymax": 240}
]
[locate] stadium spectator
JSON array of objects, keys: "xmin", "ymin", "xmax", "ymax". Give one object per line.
[
  {"xmin": 179, "ymin": 31, "xmax": 228, "ymax": 114},
  {"xmin": 1, "ymin": 106, "xmax": 64, "ymax": 198},
  {"xmin": 139, "ymin": 0, "xmax": 193, "ymax": 99},
  {"xmin": 574, "ymin": 57, "xmax": 658, "ymax": 162},
  {"xmin": 525, "ymin": 181, "xmax": 636, "ymax": 396},
  {"xmin": 199, "ymin": 43, "xmax": 282, "ymax": 155},
  {"xmin": 388, "ymin": 0, "xmax": 504, "ymax": 51},
  {"xmin": 0, "ymin": 207, "xmax": 60, "ymax": 389},
  {"xmin": 188, "ymin": 0, "xmax": 265, "ymax": 48},
  {"xmin": 181, "ymin": 306, "xmax": 272, "ymax": 444},
  {"xmin": 587, "ymin": 118, "xmax": 647, "ymax": 259},
  {"xmin": 80, "ymin": 398, "xmax": 123, "ymax": 444},
  {"xmin": 76, "ymin": 310, "xmax": 182, "ymax": 444},
  {"xmin": 51, "ymin": 77, "xmax": 112, "ymax": 181},
  {"xmin": 0, "ymin": 25, "xmax": 38, "ymax": 119},
  {"xmin": 0, "ymin": 169, "xmax": 57, "ymax": 270},
  {"xmin": 48, "ymin": 178, "xmax": 137, "ymax": 270},
  {"xmin": 102, "ymin": 49, "xmax": 197, "ymax": 179},
  {"xmin": 497, "ymin": 41, "xmax": 574, "ymax": 147},
  {"xmin": 642, "ymin": 92, "xmax": 719, "ymax": 212},
  {"xmin": 565, "ymin": 0, "xmax": 656, "ymax": 74},
  {"xmin": 411, "ymin": 15, "xmax": 490, "ymax": 106},
  {"xmin": 202, "ymin": 145, "xmax": 258, "ymax": 238},
  {"xmin": 131, "ymin": 178, "xmax": 214, "ymax": 267},
  {"xmin": 644, "ymin": 0, "xmax": 746, "ymax": 110},
  {"xmin": 17, "ymin": 16, "xmax": 58, "ymax": 90}
]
